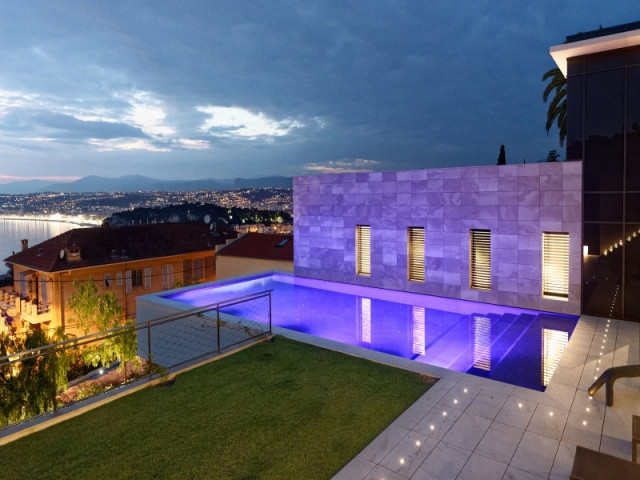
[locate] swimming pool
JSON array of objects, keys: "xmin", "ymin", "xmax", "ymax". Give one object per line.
[{"xmin": 163, "ymin": 273, "xmax": 578, "ymax": 391}]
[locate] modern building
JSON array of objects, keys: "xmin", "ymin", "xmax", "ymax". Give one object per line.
[
  {"xmin": 215, "ymin": 232, "xmax": 293, "ymax": 280},
  {"xmin": 294, "ymin": 161, "xmax": 582, "ymax": 316},
  {"xmin": 551, "ymin": 20, "xmax": 640, "ymax": 321},
  {"xmin": 4, "ymin": 222, "xmax": 236, "ymax": 335}
]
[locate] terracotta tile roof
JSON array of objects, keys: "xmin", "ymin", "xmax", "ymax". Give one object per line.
[
  {"xmin": 217, "ymin": 233, "xmax": 293, "ymax": 262},
  {"xmin": 4, "ymin": 222, "xmax": 237, "ymax": 273}
]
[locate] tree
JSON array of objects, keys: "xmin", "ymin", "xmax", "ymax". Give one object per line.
[
  {"xmin": 546, "ymin": 149, "xmax": 561, "ymax": 162},
  {"xmin": 542, "ymin": 67, "xmax": 567, "ymax": 146},
  {"xmin": 0, "ymin": 329, "xmax": 70, "ymax": 426},
  {"xmin": 497, "ymin": 145, "xmax": 506, "ymax": 165},
  {"xmin": 67, "ymin": 278, "xmax": 139, "ymax": 379}
]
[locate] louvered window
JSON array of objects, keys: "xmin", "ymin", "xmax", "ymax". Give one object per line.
[
  {"xmin": 125, "ymin": 270, "xmax": 132, "ymax": 293},
  {"xmin": 162, "ymin": 264, "xmax": 174, "ymax": 290},
  {"xmin": 144, "ymin": 267, "xmax": 152, "ymax": 290},
  {"xmin": 542, "ymin": 232, "xmax": 569, "ymax": 299},
  {"xmin": 470, "ymin": 229, "xmax": 491, "ymax": 290},
  {"xmin": 408, "ymin": 227, "xmax": 425, "ymax": 282},
  {"xmin": 193, "ymin": 259, "xmax": 204, "ymax": 281},
  {"xmin": 356, "ymin": 225, "xmax": 371, "ymax": 276}
]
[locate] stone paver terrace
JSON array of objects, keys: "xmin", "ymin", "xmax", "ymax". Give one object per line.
[{"xmin": 276, "ymin": 315, "xmax": 640, "ymax": 480}]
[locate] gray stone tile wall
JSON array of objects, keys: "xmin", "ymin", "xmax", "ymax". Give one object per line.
[{"xmin": 294, "ymin": 162, "xmax": 583, "ymax": 315}]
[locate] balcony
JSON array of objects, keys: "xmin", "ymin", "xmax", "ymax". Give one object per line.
[{"xmin": 20, "ymin": 299, "xmax": 53, "ymax": 325}]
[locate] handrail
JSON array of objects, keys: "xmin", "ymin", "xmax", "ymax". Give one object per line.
[
  {"xmin": 0, "ymin": 289, "xmax": 273, "ymax": 366},
  {"xmin": 137, "ymin": 290, "xmax": 273, "ymax": 328}
]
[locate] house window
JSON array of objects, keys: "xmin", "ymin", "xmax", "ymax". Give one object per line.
[
  {"xmin": 470, "ymin": 229, "xmax": 491, "ymax": 290},
  {"xmin": 104, "ymin": 274, "xmax": 112, "ymax": 288},
  {"xmin": 126, "ymin": 269, "xmax": 143, "ymax": 292},
  {"xmin": 356, "ymin": 225, "xmax": 371, "ymax": 276},
  {"xmin": 40, "ymin": 277, "xmax": 49, "ymax": 306},
  {"xmin": 162, "ymin": 264, "xmax": 174, "ymax": 289},
  {"xmin": 192, "ymin": 259, "xmax": 204, "ymax": 281},
  {"xmin": 132, "ymin": 269, "xmax": 143, "ymax": 287},
  {"xmin": 144, "ymin": 267, "xmax": 152, "ymax": 290},
  {"xmin": 116, "ymin": 272, "xmax": 123, "ymax": 287},
  {"xmin": 407, "ymin": 227, "xmax": 425, "ymax": 282},
  {"xmin": 542, "ymin": 232, "xmax": 570, "ymax": 299}
]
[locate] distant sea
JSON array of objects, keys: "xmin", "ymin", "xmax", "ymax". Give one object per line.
[{"xmin": 0, "ymin": 217, "xmax": 87, "ymax": 267}]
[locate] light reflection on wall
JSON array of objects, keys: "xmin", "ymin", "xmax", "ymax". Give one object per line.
[
  {"xmin": 473, "ymin": 316, "xmax": 491, "ymax": 371},
  {"xmin": 412, "ymin": 306, "xmax": 425, "ymax": 355},
  {"xmin": 359, "ymin": 297, "xmax": 371, "ymax": 344},
  {"xmin": 542, "ymin": 328, "xmax": 569, "ymax": 386}
]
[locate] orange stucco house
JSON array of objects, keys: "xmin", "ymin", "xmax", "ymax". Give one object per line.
[{"xmin": 3, "ymin": 222, "xmax": 236, "ymax": 336}]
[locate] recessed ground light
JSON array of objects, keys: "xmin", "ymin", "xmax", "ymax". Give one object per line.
[
  {"xmin": 415, "ymin": 440, "xmax": 421, "ymax": 447},
  {"xmin": 463, "ymin": 388, "xmax": 468, "ymax": 393},
  {"xmin": 583, "ymin": 420, "xmax": 587, "ymax": 426},
  {"xmin": 549, "ymin": 411, "xmax": 554, "ymax": 417},
  {"xmin": 442, "ymin": 411, "xmax": 447, "ymax": 417},
  {"xmin": 453, "ymin": 399, "xmax": 458, "ymax": 404},
  {"xmin": 430, "ymin": 425, "xmax": 435, "ymax": 431},
  {"xmin": 518, "ymin": 403, "xmax": 523, "ymax": 408},
  {"xmin": 399, "ymin": 458, "xmax": 405, "ymax": 465}
]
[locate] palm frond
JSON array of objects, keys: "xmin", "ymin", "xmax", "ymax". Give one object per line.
[{"xmin": 542, "ymin": 67, "xmax": 567, "ymax": 146}]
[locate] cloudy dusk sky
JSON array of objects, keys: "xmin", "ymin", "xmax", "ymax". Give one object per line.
[{"xmin": 0, "ymin": 2, "xmax": 636, "ymax": 183}]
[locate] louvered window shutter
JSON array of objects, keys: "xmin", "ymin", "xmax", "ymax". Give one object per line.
[
  {"xmin": 542, "ymin": 232, "xmax": 569, "ymax": 299},
  {"xmin": 470, "ymin": 229, "xmax": 491, "ymax": 290},
  {"xmin": 356, "ymin": 225, "xmax": 371, "ymax": 276},
  {"xmin": 408, "ymin": 227, "xmax": 425, "ymax": 282}
]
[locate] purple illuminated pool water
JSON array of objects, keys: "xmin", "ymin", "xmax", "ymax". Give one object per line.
[{"xmin": 164, "ymin": 273, "xmax": 578, "ymax": 391}]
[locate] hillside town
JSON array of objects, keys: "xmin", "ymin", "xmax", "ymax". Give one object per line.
[{"xmin": 0, "ymin": 188, "xmax": 293, "ymax": 220}]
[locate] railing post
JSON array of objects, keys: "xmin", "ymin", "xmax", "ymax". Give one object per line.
[
  {"xmin": 268, "ymin": 291, "xmax": 272, "ymax": 335},
  {"xmin": 52, "ymin": 351, "xmax": 57, "ymax": 415},
  {"xmin": 147, "ymin": 321, "xmax": 152, "ymax": 363},
  {"xmin": 216, "ymin": 306, "xmax": 221, "ymax": 353}
]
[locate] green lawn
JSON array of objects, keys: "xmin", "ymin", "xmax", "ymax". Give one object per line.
[{"xmin": 0, "ymin": 336, "xmax": 433, "ymax": 480}]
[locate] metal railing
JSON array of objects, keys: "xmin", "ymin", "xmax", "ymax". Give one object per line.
[
  {"xmin": 137, "ymin": 290, "xmax": 273, "ymax": 370},
  {"xmin": 0, "ymin": 290, "xmax": 272, "ymax": 431}
]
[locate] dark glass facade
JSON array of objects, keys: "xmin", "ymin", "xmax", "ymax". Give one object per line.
[{"xmin": 567, "ymin": 46, "xmax": 640, "ymax": 320}]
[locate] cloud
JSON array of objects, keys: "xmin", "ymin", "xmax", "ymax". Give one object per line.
[
  {"xmin": 304, "ymin": 158, "xmax": 383, "ymax": 174},
  {"xmin": 32, "ymin": 112, "xmax": 148, "ymax": 140},
  {"xmin": 172, "ymin": 138, "xmax": 210, "ymax": 150},
  {"xmin": 87, "ymin": 138, "xmax": 171, "ymax": 152},
  {"xmin": 0, "ymin": 174, "xmax": 80, "ymax": 184},
  {"xmin": 197, "ymin": 106, "xmax": 304, "ymax": 140},
  {"xmin": 0, "ymin": 2, "xmax": 634, "ymax": 180},
  {"xmin": 119, "ymin": 91, "xmax": 176, "ymax": 138}
]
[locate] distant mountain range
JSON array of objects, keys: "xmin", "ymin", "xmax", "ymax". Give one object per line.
[{"xmin": 0, "ymin": 175, "xmax": 293, "ymax": 194}]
